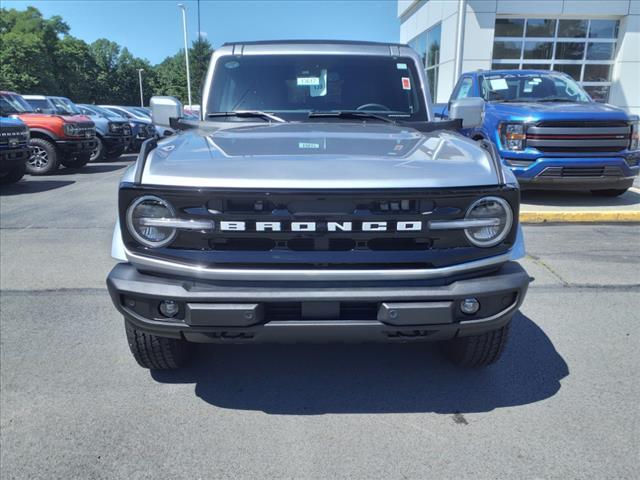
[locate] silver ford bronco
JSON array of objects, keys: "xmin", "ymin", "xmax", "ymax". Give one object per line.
[{"xmin": 106, "ymin": 41, "xmax": 530, "ymax": 370}]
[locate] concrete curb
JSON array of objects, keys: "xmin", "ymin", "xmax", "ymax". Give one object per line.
[{"xmin": 520, "ymin": 211, "xmax": 640, "ymax": 223}]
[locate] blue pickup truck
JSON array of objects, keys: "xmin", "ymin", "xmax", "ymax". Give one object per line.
[
  {"xmin": 0, "ymin": 116, "xmax": 30, "ymax": 185},
  {"xmin": 436, "ymin": 70, "xmax": 639, "ymax": 196}
]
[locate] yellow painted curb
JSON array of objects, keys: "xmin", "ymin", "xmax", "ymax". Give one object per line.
[{"xmin": 520, "ymin": 211, "xmax": 640, "ymax": 223}]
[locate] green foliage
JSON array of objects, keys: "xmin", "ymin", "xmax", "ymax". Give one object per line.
[{"xmin": 0, "ymin": 7, "xmax": 213, "ymax": 106}]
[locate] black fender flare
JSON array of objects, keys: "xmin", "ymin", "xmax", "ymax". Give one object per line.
[{"xmin": 28, "ymin": 128, "xmax": 59, "ymax": 142}]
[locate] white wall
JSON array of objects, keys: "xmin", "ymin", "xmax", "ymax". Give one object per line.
[{"xmin": 399, "ymin": 0, "xmax": 640, "ymax": 113}]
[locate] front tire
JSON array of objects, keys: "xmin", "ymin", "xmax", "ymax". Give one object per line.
[
  {"xmin": 440, "ymin": 322, "xmax": 511, "ymax": 367},
  {"xmin": 591, "ymin": 189, "xmax": 628, "ymax": 197},
  {"xmin": 90, "ymin": 137, "xmax": 105, "ymax": 162},
  {"xmin": 26, "ymin": 138, "xmax": 59, "ymax": 175},
  {"xmin": 0, "ymin": 163, "xmax": 26, "ymax": 185},
  {"xmin": 125, "ymin": 320, "xmax": 192, "ymax": 370}
]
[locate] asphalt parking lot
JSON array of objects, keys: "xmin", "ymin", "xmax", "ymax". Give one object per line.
[{"xmin": 1, "ymin": 156, "xmax": 639, "ymax": 479}]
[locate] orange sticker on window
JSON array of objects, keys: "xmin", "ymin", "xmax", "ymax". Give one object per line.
[{"xmin": 402, "ymin": 77, "xmax": 411, "ymax": 90}]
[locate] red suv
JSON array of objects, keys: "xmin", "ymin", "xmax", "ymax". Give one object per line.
[{"xmin": 0, "ymin": 91, "xmax": 97, "ymax": 175}]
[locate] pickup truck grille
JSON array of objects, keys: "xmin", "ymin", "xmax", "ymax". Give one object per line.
[
  {"xmin": 120, "ymin": 187, "xmax": 519, "ymax": 271},
  {"xmin": 538, "ymin": 166, "xmax": 624, "ymax": 178},
  {"xmin": 527, "ymin": 121, "xmax": 631, "ymax": 153}
]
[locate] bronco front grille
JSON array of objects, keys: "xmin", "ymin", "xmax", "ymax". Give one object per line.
[
  {"xmin": 527, "ymin": 121, "xmax": 631, "ymax": 153},
  {"xmin": 120, "ymin": 186, "xmax": 520, "ymax": 270}
]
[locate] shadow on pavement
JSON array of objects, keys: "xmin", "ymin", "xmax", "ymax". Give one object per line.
[
  {"xmin": 152, "ymin": 313, "xmax": 568, "ymax": 414},
  {"xmin": 0, "ymin": 179, "xmax": 75, "ymax": 196},
  {"xmin": 56, "ymin": 163, "xmax": 128, "ymax": 175},
  {"xmin": 522, "ymin": 189, "xmax": 640, "ymax": 207}
]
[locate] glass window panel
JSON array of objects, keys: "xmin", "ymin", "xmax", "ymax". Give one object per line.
[
  {"xmin": 583, "ymin": 85, "xmax": 610, "ymax": 102},
  {"xmin": 523, "ymin": 41, "xmax": 553, "ymax": 59},
  {"xmin": 522, "ymin": 64, "xmax": 551, "ymax": 70},
  {"xmin": 491, "ymin": 63, "xmax": 519, "ymax": 70},
  {"xmin": 583, "ymin": 64, "xmax": 612, "ymax": 82},
  {"xmin": 589, "ymin": 20, "xmax": 619, "ymax": 39},
  {"xmin": 493, "ymin": 41, "xmax": 522, "ymax": 59},
  {"xmin": 553, "ymin": 64, "xmax": 582, "ymax": 81},
  {"xmin": 586, "ymin": 42, "xmax": 615, "ymax": 60},
  {"xmin": 555, "ymin": 42, "xmax": 584, "ymax": 60},
  {"xmin": 495, "ymin": 18, "xmax": 524, "ymax": 37},
  {"xmin": 525, "ymin": 19, "xmax": 556, "ymax": 37},
  {"xmin": 426, "ymin": 23, "xmax": 441, "ymax": 68},
  {"xmin": 558, "ymin": 19, "xmax": 587, "ymax": 38},
  {"xmin": 426, "ymin": 68, "xmax": 436, "ymax": 101}
]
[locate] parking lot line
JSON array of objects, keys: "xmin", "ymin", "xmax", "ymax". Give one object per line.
[{"xmin": 520, "ymin": 211, "xmax": 640, "ymax": 223}]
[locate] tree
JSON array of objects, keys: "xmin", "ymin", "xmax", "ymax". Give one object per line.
[
  {"xmin": 189, "ymin": 38, "xmax": 213, "ymax": 105},
  {"xmin": 152, "ymin": 50, "xmax": 188, "ymax": 103}
]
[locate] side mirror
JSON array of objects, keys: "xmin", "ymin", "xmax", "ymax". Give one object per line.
[
  {"xmin": 448, "ymin": 97, "xmax": 484, "ymax": 129},
  {"xmin": 150, "ymin": 96, "xmax": 183, "ymax": 128}
]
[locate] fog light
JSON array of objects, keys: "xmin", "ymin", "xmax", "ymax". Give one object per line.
[
  {"xmin": 460, "ymin": 298, "xmax": 480, "ymax": 315},
  {"xmin": 159, "ymin": 300, "xmax": 179, "ymax": 318}
]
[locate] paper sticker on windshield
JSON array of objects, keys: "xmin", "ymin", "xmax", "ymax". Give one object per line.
[
  {"xmin": 299, "ymin": 142, "xmax": 320, "ymax": 149},
  {"xmin": 489, "ymin": 78, "xmax": 509, "ymax": 90},
  {"xmin": 297, "ymin": 77, "xmax": 320, "ymax": 86},
  {"xmin": 402, "ymin": 77, "xmax": 411, "ymax": 90},
  {"xmin": 396, "ymin": 63, "xmax": 407, "ymax": 70}
]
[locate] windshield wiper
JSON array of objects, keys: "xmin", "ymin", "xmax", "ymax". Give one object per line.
[
  {"xmin": 536, "ymin": 97, "xmax": 574, "ymax": 102},
  {"xmin": 207, "ymin": 110, "xmax": 287, "ymax": 123},
  {"xmin": 308, "ymin": 110, "xmax": 396, "ymax": 124}
]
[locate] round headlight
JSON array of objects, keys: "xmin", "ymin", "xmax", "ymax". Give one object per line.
[
  {"xmin": 464, "ymin": 196, "xmax": 513, "ymax": 247},
  {"xmin": 126, "ymin": 195, "xmax": 177, "ymax": 248}
]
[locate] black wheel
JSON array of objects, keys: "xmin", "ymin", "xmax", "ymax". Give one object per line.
[
  {"xmin": 591, "ymin": 189, "xmax": 628, "ymax": 197},
  {"xmin": 0, "ymin": 164, "xmax": 26, "ymax": 185},
  {"xmin": 61, "ymin": 154, "xmax": 91, "ymax": 169},
  {"xmin": 90, "ymin": 136, "xmax": 105, "ymax": 162},
  {"xmin": 124, "ymin": 319, "xmax": 192, "ymax": 370},
  {"xmin": 26, "ymin": 138, "xmax": 59, "ymax": 175},
  {"xmin": 105, "ymin": 145, "xmax": 125, "ymax": 160},
  {"xmin": 440, "ymin": 322, "xmax": 511, "ymax": 368}
]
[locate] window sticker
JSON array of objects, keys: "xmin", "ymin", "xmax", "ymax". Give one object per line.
[
  {"xmin": 524, "ymin": 81, "xmax": 534, "ymax": 93},
  {"xmin": 310, "ymin": 69, "xmax": 327, "ymax": 97},
  {"xmin": 402, "ymin": 77, "xmax": 411, "ymax": 90},
  {"xmin": 489, "ymin": 78, "xmax": 509, "ymax": 90},
  {"xmin": 297, "ymin": 77, "xmax": 320, "ymax": 86},
  {"xmin": 396, "ymin": 63, "xmax": 408, "ymax": 70}
]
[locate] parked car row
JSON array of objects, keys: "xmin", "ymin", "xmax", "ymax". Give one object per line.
[
  {"xmin": 0, "ymin": 91, "xmax": 171, "ymax": 184},
  {"xmin": 435, "ymin": 69, "xmax": 640, "ymax": 197}
]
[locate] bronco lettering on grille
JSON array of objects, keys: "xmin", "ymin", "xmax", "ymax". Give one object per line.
[{"xmin": 218, "ymin": 221, "xmax": 423, "ymax": 232}]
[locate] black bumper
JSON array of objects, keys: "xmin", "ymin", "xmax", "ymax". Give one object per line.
[
  {"xmin": 107, "ymin": 261, "xmax": 530, "ymax": 344},
  {"xmin": 56, "ymin": 138, "xmax": 97, "ymax": 155},
  {"xmin": 103, "ymin": 134, "xmax": 132, "ymax": 150},
  {"xmin": 519, "ymin": 175, "xmax": 636, "ymax": 191},
  {"xmin": 0, "ymin": 146, "xmax": 30, "ymax": 172}
]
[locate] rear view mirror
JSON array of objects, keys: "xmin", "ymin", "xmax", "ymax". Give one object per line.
[
  {"xmin": 449, "ymin": 97, "xmax": 485, "ymax": 129},
  {"xmin": 151, "ymin": 96, "xmax": 183, "ymax": 128}
]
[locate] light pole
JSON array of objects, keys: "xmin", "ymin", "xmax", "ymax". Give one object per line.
[
  {"xmin": 137, "ymin": 68, "xmax": 144, "ymax": 107},
  {"xmin": 178, "ymin": 3, "xmax": 192, "ymax": 107}
]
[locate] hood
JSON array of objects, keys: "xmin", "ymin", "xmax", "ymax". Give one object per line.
[
  {"xmin": 487, "ymin": 101, "xmax": 630, "ymax": 122},
  {"xmin": 141, "ymin": 122, "xmax": 500, "ymax": 189},
  {"xmin": 15, "ymin": 113, "xmax": 92, "ymax": 124},
  {"xmin": 1, "ymin": 116, "xmax": 26, "ymax": 127}
]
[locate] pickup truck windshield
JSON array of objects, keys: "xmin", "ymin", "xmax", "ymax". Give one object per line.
[
  {"xmin": 207, "ymin": 55, "xmax": 425, "ymax": 120},
  {"xmin": 479, "ymin": 72, "xmax": 590, "ymax": 103},
  {"xmin": 0, "ymin": 93, "xmax": 34, "ymax": 115}
]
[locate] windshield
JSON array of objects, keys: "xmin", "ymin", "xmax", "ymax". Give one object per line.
[
  {"xmin": 207, "ymin": 54, "xmax": 425, "ymax": 120},
  {"xmin": 49, "ymin": 97, "xmax": 82, "ymax": 115},
  {"xmin": 131, "ymin": 107, "xmax": 151, "ymax": 118},
  {"xmin": 83, "ymin": 104, "xmax": 125, "ymax": 120},
  {"xmin": 479, "ymin": 72, "xmax": 590, "ymax": 103},
  {"xmin": 105, "ymin": 107, "xmax": 131, "ymax": 118},
  {"xmin": 0, "ymin": 93, "xmax": 34, "ymax": 115},
  {"xmin": 25, "ymin": 98, "xmax": 55, "ymax": 113}
]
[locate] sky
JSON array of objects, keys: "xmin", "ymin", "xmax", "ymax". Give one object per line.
[{"xmin": 3, "ymin": 0, "xmax": 401, "ymax": 64}]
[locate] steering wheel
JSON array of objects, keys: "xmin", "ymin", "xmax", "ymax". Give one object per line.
[{"xmin": 356, "ymin": 103, "xmax": 391, "ymax": 111}]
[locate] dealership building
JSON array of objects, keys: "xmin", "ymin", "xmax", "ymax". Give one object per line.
[{"xmin": 398, "ymin": 0, "xmax": 640, "ymax": 114}]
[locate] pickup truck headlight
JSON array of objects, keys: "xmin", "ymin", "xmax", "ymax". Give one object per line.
[
  {"xmin": 500, "ymin": 123, "xmax": 526, "ymax": 151},
  {"xmin": 126, "ymin": 196, "xmax": 177, "ymax": 248},
  {"xmin": 630, "ymin": 121, "xmax": 639, "ymax": 151},
  {"xmin": 464, "ymin": 197, "xmax": 513, "ymax": 247}
]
